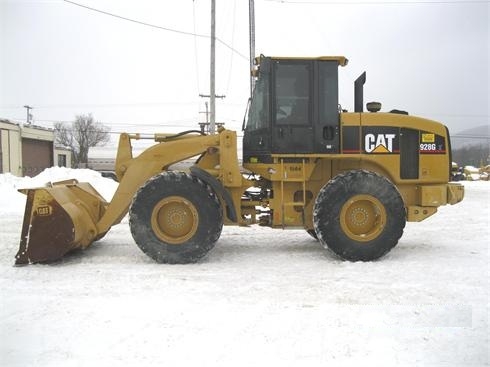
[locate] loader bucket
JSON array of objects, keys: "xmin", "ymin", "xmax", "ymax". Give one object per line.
[{"xmin": 15, "ymin": 180, "xmax": 108, "ymax": 265}]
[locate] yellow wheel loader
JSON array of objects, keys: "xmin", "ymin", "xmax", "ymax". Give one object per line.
[{"xmin": 15, "ymin": 56, "xmax": 464, "ymax": 265}]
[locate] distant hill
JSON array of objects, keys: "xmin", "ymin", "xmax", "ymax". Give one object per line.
[{"xmin": 451, "ymin": 125, "xmax": 489, "ymax": 150}]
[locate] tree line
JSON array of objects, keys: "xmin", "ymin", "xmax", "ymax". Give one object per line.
[{"xmin": 452, "ymin": 144, "xmax": 489, "ymax": 168}]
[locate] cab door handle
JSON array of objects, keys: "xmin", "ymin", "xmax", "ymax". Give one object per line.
[{"xmin": 323, "ymin": 126, "xmax": 335, "ymax": 140}]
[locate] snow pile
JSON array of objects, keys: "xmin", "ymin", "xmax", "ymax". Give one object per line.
[
  {"xmin": 0, "ymin": 167, "xmax": 118, "ymax": 214},
  {"xmin": 0, "ymin": 172, "xmax": 33, "ymax": 214},
  {"xmin": 464, "ymin": 165, "xmax": 482, "ymax": 181}
]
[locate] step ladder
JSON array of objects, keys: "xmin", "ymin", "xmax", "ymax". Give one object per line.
[{"xmin": 279, "ymin": 158, "xmax": 307, "ymax": 227}]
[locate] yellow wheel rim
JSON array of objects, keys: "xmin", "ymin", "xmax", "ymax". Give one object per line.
[
  {"xmin": 151, "ymin": 196, "xmax": 198, "ymax": 245},
  {"xmin": 340, "ymin": 194, "xmax": 386, "ymax": 242}
]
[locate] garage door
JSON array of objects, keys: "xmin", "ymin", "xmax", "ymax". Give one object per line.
[{"xmin": 22, "ymin": 138, "xmax": 53, "ymax": 177}]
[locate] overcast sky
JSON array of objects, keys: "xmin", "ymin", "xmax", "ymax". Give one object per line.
[{"xmin": 0, "ymin": 0, "xmax": 488, "ymax": 150}]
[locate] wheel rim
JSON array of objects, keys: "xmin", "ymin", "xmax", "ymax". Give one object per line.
[
  {"xmin": 340, "ymin": 194, "xmax": 386, "ymax": 242},
  {"xmin": 151, "ymin": 196, "xmax": 199, "ymax": 245}
]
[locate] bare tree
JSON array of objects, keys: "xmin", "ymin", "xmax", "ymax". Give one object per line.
[{"xmin": 54, "ymin": 114, "xmax": 110, "ymax": 167}]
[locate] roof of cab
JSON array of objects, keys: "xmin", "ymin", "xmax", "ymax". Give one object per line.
[{"xmin": 256, "ymin": 55, "xmax": 348, "ymax": 67}]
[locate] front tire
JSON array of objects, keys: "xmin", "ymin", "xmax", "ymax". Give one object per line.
[
  {"xmin": 306, "ymin": 229, "xmax": 318, "ymax": 240},
  {"xmin": 129, "ymin": 172, "xmax": 223, "ymax": 264},
  {"xmin": 313, "ymin": 170, "xmax": 406, "ymax": 261}
]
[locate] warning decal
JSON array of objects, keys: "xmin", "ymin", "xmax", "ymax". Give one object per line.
[{"xmin": 419, "ymin": 131, "xmax": 446, "ymax": 154}]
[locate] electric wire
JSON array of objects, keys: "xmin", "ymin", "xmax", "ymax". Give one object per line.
[
  {"xmin": 6, "ymin": 115, "xmax": 487, "ymax": 140},
  {"xmin": 263, "ymin": 0, "xmax": 490, "ymax": 4},
  {"xmin": 5, "ymin": 102, "xmax": 201, "ymax": 109},
  {"xmin": 192, "ymin": 1, "xmax": 201, "ymax": 96},
  {"xmin": 225, "ymin": 0, "xmax": 238, "ymax": 96},
  {"xmin": 64, "ymin": 0, "xmax": 206, "ymax": 38},
  {"xmin": 63, "ymin": 0, "xmax": 248, "ymax": 60},
  {"xmin": 451, "ymin": 135, "xmax": 490, "ymax": 139}
]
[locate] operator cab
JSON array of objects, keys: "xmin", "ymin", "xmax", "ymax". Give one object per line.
[{"xmin": 243, "ymin": 55, "xmax": 348, "ymax": 163}]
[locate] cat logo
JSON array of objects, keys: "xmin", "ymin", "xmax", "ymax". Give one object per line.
[
  {"xmin": 364, "ymin": 133, "xmax": 396, "ymax": 153},
  {"xmin": 36, "ymin": 205, "xmax": 52, "ymax": 216}
]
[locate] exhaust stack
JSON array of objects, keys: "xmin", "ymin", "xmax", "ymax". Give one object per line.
[{"xmin": 354, "ymin": 71, "xmax": 366, "ymax": 113}]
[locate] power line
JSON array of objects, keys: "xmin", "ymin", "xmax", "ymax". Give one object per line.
[
  {"xmin": 64, "ymin": 0, "xmax": 207, "ymax": 38},
  {"xmin": 63, "ymin": 0, "xmax": 248, "ymax": 60},
  {"xmin": 7, "ymin": 115, "xmax": 488, "ymax": 137},
  {"xmin": 6, "ymin": 117, "xmax": 200, "ymax": 128},
  {"xmin": 192, "ymin": 1, "xmax": 201, "ymax": 95},
  {"xmin": 452, "ymin": 134, "xmax": 490, "ymax": 139},
  {"xmin": 216, "ymin": 37, "xmax": 247, "ymax": 60},
  {"xmin": 225, "ymin": 0, "xmax": 238, "ymax": 95},
  {"xmin": 18, "ymin": 101, "xmax": 199, "ymax": 109},
  {"xmin": 264, "ymin": 0, "xmax": 489, "ymax": 4}
]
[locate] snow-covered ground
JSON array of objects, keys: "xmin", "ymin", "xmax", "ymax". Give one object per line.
[{"xmin": 0, "ymin": 168, "xmax": 488, "ymax": 366}]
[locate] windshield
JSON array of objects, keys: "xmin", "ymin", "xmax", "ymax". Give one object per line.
[{"xmin": 245, "ymin": 74, "xmax": 269, "ymax": 131}]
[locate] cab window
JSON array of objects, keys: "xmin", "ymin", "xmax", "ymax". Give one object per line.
[{"xmin": 274, "ymin": 63, "xmax": 311, "ymax": 125}]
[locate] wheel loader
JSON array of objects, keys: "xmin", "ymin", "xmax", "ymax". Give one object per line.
[{"xmin": 15, "ymin": 55, "xmax": 464, "ymax": 265}]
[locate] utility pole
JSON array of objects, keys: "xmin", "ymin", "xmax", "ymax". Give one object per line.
[
  {"xmin": 198, "ymin": 102, "xmax": 209, "ymax": 134},
  {"xmin": 201, "ymin": 0, "xmax": 225, "ymax": 134},
  {"xmin": 249, "ymin": 0, "xmax": 255, "ymax": 97},
  {"xmin": 203, "ymin": 101, "xmax": 209, "ymax": 124},
  {"xmin": 199, "ymin": 94, "xmax": 225, "ymax": 133},
  {"xmin": 23, "ymin": 105, "xmax": 33, "ymax": 124},
  {"xmin": 210, "ymin": 0, "xmax": 216, "ymax": 134}
]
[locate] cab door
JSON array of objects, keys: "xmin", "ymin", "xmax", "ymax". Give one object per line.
[
  {"xmin": 272, "ymin": 60, "xmax": 314, "ymax": 154},
  {"xmin": 314, "ymin": 60, "xmax": 340, "ymax": 153}
]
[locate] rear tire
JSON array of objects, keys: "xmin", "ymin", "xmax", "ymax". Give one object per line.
[
  {"xmin": 313, "ymin": 170, "xmax": 406, "ymax": 261},
  {"xmin": 129, "ymin": 172, "xmax": 223, "ymax": 264}
]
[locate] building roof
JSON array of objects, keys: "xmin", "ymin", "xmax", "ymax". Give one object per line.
[{"xmin": 0, "ymin": 118, "xmax": 53, "ymax": 132}]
